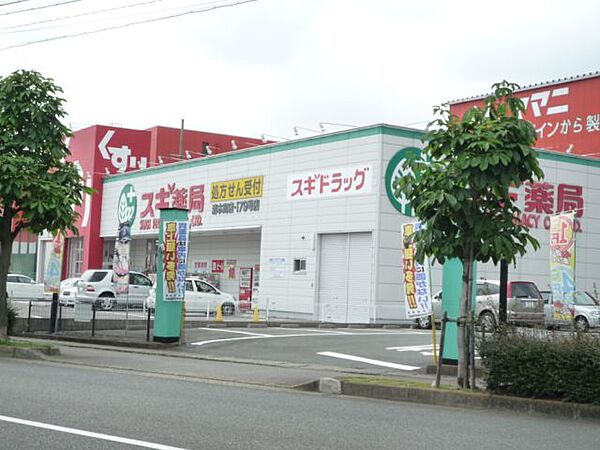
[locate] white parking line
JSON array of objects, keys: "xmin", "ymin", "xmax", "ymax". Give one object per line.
[
  {"xmin": 199, "ymin": 328, "xmax": 272, "ymax": 337},
  {"xmin": 278, "ymin": 328, "xmax": 352, "ymax": 335},
  {"xmin": 189, "ymin": 329, "xmax": 432, "ymax": 347},
  {"xmin": 317, "ymin": 351, "xmax": 420, "ymax": 371},
  {"xmin": 190, "ymin": 336, "xmax": 270, "ymax": 346},
  {"xmin": 0, "ymin": 414, "xmax": 186, "ymax": 450},
  {"xmin": 386, "ymin": 345, "xmax": 434, "ymax": 352}
]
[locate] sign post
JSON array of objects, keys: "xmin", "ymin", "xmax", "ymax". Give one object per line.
[
  {"xmin": 440, "ymin": 259, "xmax": 477, "ymax": 364},
  {"xmin": 153, "ymin": 208, "xmax": 189, "ymax": 343}
]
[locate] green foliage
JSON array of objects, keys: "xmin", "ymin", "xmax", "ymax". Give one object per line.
[
  {"xmin": 0, "ymin": 69, "xmax": 91, "ymax": 237},
  {"xmin": 479, "ymin": 329, "xmax": 600, "ymax": 404},
  {"xmin": 0, "ymin": 69, "xmax": 93, "ymax": 337},
  {"xmin": 394, "ymin": 81, "xmax": 544, "ymax": 265}
]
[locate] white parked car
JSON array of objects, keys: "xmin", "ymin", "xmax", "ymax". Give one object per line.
[
  {"xmin": 415, "ymin": 279, "xmax": 544, "ymax": 331},
  {"xmin": 6, "ymin": 274, "xmax": 46, "ymax": 301},
  {"xmin": 59, "ymin": 278, "xmax": 80, "ymax": 307},
  {"xmin": 76, "ymin": 269, "xmax": 153, "ymax": 310},
  {"xmin": 146, "ymin": 278, "xmax": 237, "ymax": 315},
  {"xmin": 542, "ymin": 290, "xmax": 600, "ymax": 331}
]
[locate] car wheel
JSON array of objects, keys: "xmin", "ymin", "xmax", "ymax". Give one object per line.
[
  {"xmin": 221, "ymin": 303, "xmax": 235, "ymax": 316},
  {"xmin": 99, "ymin": 294, "xmax": 115, "ymax": 311},
  {"xmin": 574, "ymin": 316, "xmax": 589, "ymax": 332},
  {"xmin": 416, "ymin": 316, "xmax": 431, "ymax": 329},
  {"xmin": 479, "ymin": 311, "xmax": 497, "ymax": 332}
]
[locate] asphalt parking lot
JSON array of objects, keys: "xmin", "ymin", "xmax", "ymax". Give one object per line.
[{"xmin": 179, "ymin": 326, "xmax": 439, "ymax": 372}]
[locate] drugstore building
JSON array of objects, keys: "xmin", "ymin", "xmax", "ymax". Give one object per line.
[{"xmin": 91, "ymin": 124, "xmax": 600, "ymax": 322}]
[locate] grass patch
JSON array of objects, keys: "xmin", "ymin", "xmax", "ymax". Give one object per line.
[
  {"xmin": 342, "ymin": 376, "xmax": 455, "ymax": 391},
  {"xmin": 0, "ymin": 339, "xmax": 55, "ymax": 351}
]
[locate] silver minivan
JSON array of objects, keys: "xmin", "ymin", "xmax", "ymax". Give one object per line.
[{"xmin": 415, "ymin": 279, "xmax": 545, "ymax": 330}]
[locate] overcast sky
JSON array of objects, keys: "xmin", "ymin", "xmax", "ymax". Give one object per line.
[{"xmin": 1, "ymin": 0, "xmax": 599, "ymax": 140}]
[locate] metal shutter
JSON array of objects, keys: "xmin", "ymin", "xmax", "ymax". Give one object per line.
[
  {"xmin": 317, "ymin": 232, "xmax": 372, "ymax": 323},
  {"xmin": 318, "ymin": 234, "xmax": 349, "ymax": 322},
  {"xmin": 347, "ymin": 232, "xmax": 372, "ymax": 323}
]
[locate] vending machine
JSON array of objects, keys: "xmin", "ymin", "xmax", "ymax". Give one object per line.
[{"xmin": 238, "ymin": 267, "xmax": 253, "ymax": 311}]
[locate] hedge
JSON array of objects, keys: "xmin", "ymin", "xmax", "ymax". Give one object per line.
[{"xmin": 478, "ymin": 328, "xmax": 600, "ymax": 404}]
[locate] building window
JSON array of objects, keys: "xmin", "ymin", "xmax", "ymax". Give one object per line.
[
  {"xmin": 67, "ymin": 237, "xmax": 84, "ymax": 278},
  {"xmin": 293, "ymin": 258, "xmax": 306, "ymax": 273},
  {"xmin": 145, "ymin": 238, "xmax": 158, "ymax": 275},
  {"xmin": 103, "ymin": 239, "xmax": 115, "ymax": 269}
]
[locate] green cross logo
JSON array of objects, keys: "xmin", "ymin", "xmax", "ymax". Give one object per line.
[
  {"xmin": 117, "ymin": 184, "xmax": 137, "ymax": 225},
  {"xmin": 385, "ymin": 147, "xmax": 422, "ymax": 217}
]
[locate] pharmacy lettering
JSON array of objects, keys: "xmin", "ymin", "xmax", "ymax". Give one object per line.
[
  {"xmin": 512, "ymin": 181, "xmax": 584, "ymax": 232},
  {"xmin": 287, "ymin": 164, "xmax": 373, "ymax": 200},
  {"xmin": 211, "ymin": 176, "xmax": 263, "ymax": 215},
  {"xmin": 162, "ymin": 221, "xmax": 189, "ymax": 301},
  {"xmin": 140, "ymin": 183, "xmax": 204, "ymax": 230}
]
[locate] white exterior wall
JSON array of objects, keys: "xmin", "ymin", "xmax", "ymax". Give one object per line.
[
  {"xmin": 100, "ymin": 127, "xmax": 385, "ymax": 320},
  {"xmin": 377, "ymin": 142, "xmax": 600, "ymax": 317},
  {"xmin": 476, "ymin": 156, "xmax": 600, "ymax": 293}
]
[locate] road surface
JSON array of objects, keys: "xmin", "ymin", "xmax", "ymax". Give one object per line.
[{"xmin": 1, "ymin": 358, "xmax": 597, "ymax": 449}]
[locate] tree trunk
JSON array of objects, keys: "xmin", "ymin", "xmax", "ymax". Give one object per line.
[
  {"xmin": 457, "ymin": 244, "xmax": 474, "ymax": 388},
  {"xmin": 0, "ymin": 218, "xmax": 13, "ymax": 339}
]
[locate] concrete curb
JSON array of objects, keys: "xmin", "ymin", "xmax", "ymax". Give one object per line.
[
  {"xmin": 339, "ymin": 381, "xmax": 600, "ymax": 422},
  {"xmin": 19, "ymin": 333, "xmax": 179, "ymax": 350},
  {"xmin": 0, "ymin": 345, "xmax": 60, "ymax": 360}
]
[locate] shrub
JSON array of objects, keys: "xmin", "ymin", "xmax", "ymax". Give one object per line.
[{"xmin": 478, "ymin": 328, "xmax": 600, "ymax": 404}]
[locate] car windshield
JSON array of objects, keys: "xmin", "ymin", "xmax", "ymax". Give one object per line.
[
  {"xmin": 81, "ymin": 271, "xmax": 108, "ymax": 282},
  {"xmin": 573, "ymin": 291, "xmax": 597, "ymax": 306}
]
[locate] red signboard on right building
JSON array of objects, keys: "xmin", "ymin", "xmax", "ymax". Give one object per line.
[{"xmin": 450, "ymin": 73, "xmax": 600, "ymax": 157}]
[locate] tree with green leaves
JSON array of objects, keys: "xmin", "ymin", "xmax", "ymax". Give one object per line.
[
  {"xmin": 0, "ymin": 70, "xmax": 92, "ymax": 338},
  {"xmin": 394, "ymin": 81, "xmax": 544, "ymax": 388}
]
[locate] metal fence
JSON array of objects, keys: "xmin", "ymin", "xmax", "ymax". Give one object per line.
[{"xmin": 12, "ymin": 298, "xmax": 253, "ymax": 341}]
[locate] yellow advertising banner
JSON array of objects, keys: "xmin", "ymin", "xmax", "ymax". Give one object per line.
[
  {"xmin": 549, "ymin": 212, "xmax": 576, "ymax": 321},
  {"xmin": 211, "ymin": 176, "xmax": 263, "ymax": 202}
]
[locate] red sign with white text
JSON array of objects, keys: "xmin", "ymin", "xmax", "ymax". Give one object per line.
[
  {"xmin": 450, "ymin": 75, "xmax": 600, "ymax": 157},
  {"xmin": 511, "ymin": 181, "xmax": 584, "ymax": 232}
]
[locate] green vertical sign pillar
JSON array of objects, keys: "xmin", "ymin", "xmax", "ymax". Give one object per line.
[
  {"xmin": 441, "ymin": 258, "xmax": 477, "ymax": 364},
  {"xmin": 153, "ymin": 208, "xmax": 188, "ymax": 343}
]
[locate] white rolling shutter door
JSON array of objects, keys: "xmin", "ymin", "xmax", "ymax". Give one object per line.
[
  {"xmin": 318, "ymin": 232, "xmax": 372, "ymax": 323},
  {"xmin": 347, "ymin": 232, "xmax": 372, "ymax": 323},
  {"xmin": 318, "ymin": 234, "xmax": 349, "ymax": 322}
]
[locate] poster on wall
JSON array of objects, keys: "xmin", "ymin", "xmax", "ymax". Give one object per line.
[
  {"xmin": 212, "ymin": 259, "xmax": 224, "ymax": 273},
  {"xmin": 44, "ymin": 233, "xmax": 64, "ymax": 293},
  {"xmin": 550, "ymin": 212, "xmax": 576, "ymax": 321},
  {"xmin": 401, "ymin": 222, "xmax": 432, "ymax": 319},
  {"xmin": 192, "ymin": 259, "xmax": 210, "ymax": 273},
  {"xmin": 113, "ymin": 222, "xmax": 131, "ymax": 295},
  {"xmin": 162, "ymin": 220, "xmax": 190, "ymax": 301},
  {"xmin": 267, "ymin": 257, "xmax": 286, "ymax": 279},
  {"xmin": 226, "ymin": 259, "xmax": 237, "ymax": 280}
]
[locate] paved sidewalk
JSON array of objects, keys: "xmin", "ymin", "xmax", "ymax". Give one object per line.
[{"xmin": 19, "ymin": 337, "xmax": 451, "ymax": 388}]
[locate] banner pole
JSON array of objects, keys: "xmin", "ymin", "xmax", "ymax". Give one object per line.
[{"xmin": 431, "ymin": 313, "xmax": 438, "ymax": 366}]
